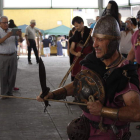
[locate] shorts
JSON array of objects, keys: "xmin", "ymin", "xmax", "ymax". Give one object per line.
[{"xmin": 43, "ymin": 47, "xmax": 50, "ymax": 54}]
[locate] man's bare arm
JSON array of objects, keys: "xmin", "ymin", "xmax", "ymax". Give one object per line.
[
  {"xmin": 70, "ymin": 42, "xmax": 81, "ymax": 57},
  {"xmin": 118, "ymin": 90, "xmax": 140, "ymax": 122},
  {"xmin": 70, "ymin": 42, "xmax": 76, "ymax": 55},
  {"xmin": 0, "ymin": 32, "xmax": 12, "ymax": 44},
  {"xmin": 87, "ymin": 90, "xmax": 140, "ymax": 122},
  {"xmin": 37, "ymin": 82, "xmax": 74, "ymax": 102}
]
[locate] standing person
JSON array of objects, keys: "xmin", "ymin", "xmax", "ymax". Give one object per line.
[
  {"xmin": 42, "ymin": 35, "xmax": 51, "ymax": 57},
  {"xmin": 70, "ymin": 16, "xmax": 93, "ymax": 81},
  {"xmin": 127, "ymin": 10, "xmax": 140, "ymax": 83},
  {"xmin": 0, "ymin": 16, "xmax": 23, "ymax": 99},
  {"xmin": 90, "ymin": 16, "xmax": 100, "ymax": 29},
  {"xmin": 61, "ymin": 36, "xmax": 68, "ymax": 57},
  {"xmin": 8, "ymin": 19, "xmax": 20, "ymax": 91},
  {"xmin": 8, "ymin": 19, "xmax": 17, "ymax": 28},
  {"xmin": 25, "ymin": 20, "xmax": 41, "ymax": 64},
  {"xmin": 119, "ymin": 18, "xmax": 134, "ymax": 58},
  {"xmin": 68, "ymin": 27, "xmax": 76, "ymax": 81},
  {"xmin": 37, "ymin": 1, "xmax": 140, "ymax": 139},
  {"xmin": 131, "ymin": 17, "xmax": 138, "ymax": 32},
  {"xmin": 56, "ymin": 37, "xmax": 63, "ymax": 57},
  {"xmin": 127, "ymin": 10, "xmax": 140, "ymax": 130},
  {"xmin": 118, "ymin": 13, "xmax": 125, "ymax": 31}
]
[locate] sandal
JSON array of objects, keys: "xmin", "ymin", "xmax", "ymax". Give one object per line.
[{"xmin": 136, "ymin": 125, "xmax": 140, "ymax": 130}]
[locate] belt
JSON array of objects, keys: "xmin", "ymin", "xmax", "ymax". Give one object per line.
[
  {"xmin": 85, "ymin": 117, "xmax": 128, "ymax": 130},
  {"xmin": 0, "ymin": 52, "xmax": 15, "ymax": 56}
]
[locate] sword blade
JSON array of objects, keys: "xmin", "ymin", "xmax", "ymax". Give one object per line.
[{"xmin": 39, "ymin": 57, "xmax": 47, "ymax": 91}]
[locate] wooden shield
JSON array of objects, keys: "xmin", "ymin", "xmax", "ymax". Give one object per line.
[{"xmin": 73, "ymin": 69, "xmax": 105, "ymax": 113}]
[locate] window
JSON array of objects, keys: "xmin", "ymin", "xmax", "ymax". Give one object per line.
[
  {"xmin": 51, "ymin": 0, "xmax": 98, "ymax": 8},
  {"xmin": 4, "ymin": 0, "xmax": 51, "ymax": 8},
  {"xmin": 130, "ymin": 0, "xmax": 140, "ymax": 5},
  {"xmin": 103, "ymin": 0, "xmax": 129, "ymax": 8}
]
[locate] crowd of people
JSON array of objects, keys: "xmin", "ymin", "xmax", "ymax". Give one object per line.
[
  {"xmin": 37, "ymin": 1, "xmax": 140, "ymax": 140},
  {"xmin": 56, "ymin": 35, "xmax": 68, "ymax": 57},
  {"xmin": 1, "ymin": 0, "xmax": 140, "ymax": 139}
]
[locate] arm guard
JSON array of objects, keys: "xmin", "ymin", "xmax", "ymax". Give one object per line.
[
  {"xmin": 101, "ymin": 107, "xmax": 119, "ymax": 120},
  {"xmin": 52, "ymin": 87, "xmax": 67, "ymax": 100}
]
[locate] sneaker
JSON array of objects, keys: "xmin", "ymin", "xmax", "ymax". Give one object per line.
[
  {"xmin": 13, "ymin": 87, "xmax": 19, "ymax": 91},
  {"xmin": 28, "ymin": 61, "xmax": 32, "ymax": 65}
]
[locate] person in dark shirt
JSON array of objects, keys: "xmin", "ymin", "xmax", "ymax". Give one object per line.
[
  {"xmin": 42, "ymin": 35, "xmax": 51, "ymax": 57},
  {"xmin": 57, "ymin": 37, "xmax": 63, "ymax": 56},
  {"xmin": 118, "ymin": 13, "xmax": 125, "ymax": 31},
  {"xmin": 70, "ymin": 16, "xmax": 93, "ymax": 81}
]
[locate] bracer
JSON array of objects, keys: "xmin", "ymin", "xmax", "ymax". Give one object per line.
[
  {"xmin": 52, "ymin": 87, "xmax": 67, "ymax": 100},
  {"xmin": 101, "ymin": 107, "xmax": 119, "ymax": 120}
]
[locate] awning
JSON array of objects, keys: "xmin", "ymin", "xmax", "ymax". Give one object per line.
[{"xmin": 44, "ymin": 25, "xmax": 71, "ymax": 36}]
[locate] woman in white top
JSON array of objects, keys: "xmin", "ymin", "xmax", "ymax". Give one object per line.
[{"xmin": 119, "ymin": 18, "xmax": 134, "ymax": 58}]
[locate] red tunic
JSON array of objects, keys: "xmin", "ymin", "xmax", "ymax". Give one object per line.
[
  {"xmin": 82, "ymin": 60, "xmax": 140, "ymax": 140},
  {"xmin": 71, "ymin": 39, "xmax": 93, "ymax": 77}
]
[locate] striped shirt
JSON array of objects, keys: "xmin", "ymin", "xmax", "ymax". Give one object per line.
[
  {"xmin": 0, "ymin": 27, "xmax": 17, "ymax": 54},
  {"xmin": 25, "ymin": 25, "xmax": 39, "ymax": 40}
]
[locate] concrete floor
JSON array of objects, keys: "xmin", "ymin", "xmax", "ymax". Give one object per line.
[{"xmin": 0, "ymin": 55, "xmax": 140, "ymax": 140}]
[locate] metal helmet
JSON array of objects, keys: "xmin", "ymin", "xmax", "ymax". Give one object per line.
[
  {"xmin": 92, "ymin": 15, "xmax": 120, "ymax": 40},
  {"xmin": 92, "ymin": 3, "xmax": 121, "ymax": 60}
]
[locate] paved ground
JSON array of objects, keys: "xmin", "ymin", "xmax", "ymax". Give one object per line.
[{"xmin": 0, "ymin": 55, "xmax": 140, "ymax": 140}]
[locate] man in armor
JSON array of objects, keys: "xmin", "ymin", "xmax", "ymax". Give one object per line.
[{"xmin": 37, "ymin": 1, "xmax": 140, "ymax": 140}]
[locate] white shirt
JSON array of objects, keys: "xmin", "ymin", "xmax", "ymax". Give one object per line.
[
  {"xmin": 0, "ymin": 27, "xmax": 17, "ymax": 54},
  {"xmin": 25, "ymin": 25, "xmax": 39, "ymax": 40},
  {"xmin": 133, "ymin": 26, "xmax": 138, "ymax": 32},
  {"xmin": 119, "ymin": 31, "xmax": 133, "ymax": 54}
]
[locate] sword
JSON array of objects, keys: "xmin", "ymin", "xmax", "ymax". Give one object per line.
[
  {"xmin": 39, "ymin": 57, "xmax": 63, "ymax": 139},
  {"xmin": 39, "ymin": 57, "xmax": 50, "ymax": 111}
]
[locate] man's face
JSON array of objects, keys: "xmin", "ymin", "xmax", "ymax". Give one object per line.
[
  {"xmin": 125, "ymin": 20, "xmax": 132, "ymax": 30},
  {"xmin": 74, "ymin": 22, "xmax": 84, "ymax": 32},
  {"xmin": 0, "ymin": 18, "xmax": 8, "ymax": 30},
  {"xmin": 31, "ymin": 23, "xmax": 36, "ymax": 28},
  {"xmin": 96, "ymin": 16, "xmax": 100, "ymax": 21},
  {"xmin": 93, "ymin": 37, "xmax": 110, "ymax": 58}
]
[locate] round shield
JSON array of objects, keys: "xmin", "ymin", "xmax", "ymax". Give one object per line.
[{"xmin": 73, "ymin": 69, "xmax": 105, "ymax": 113}]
